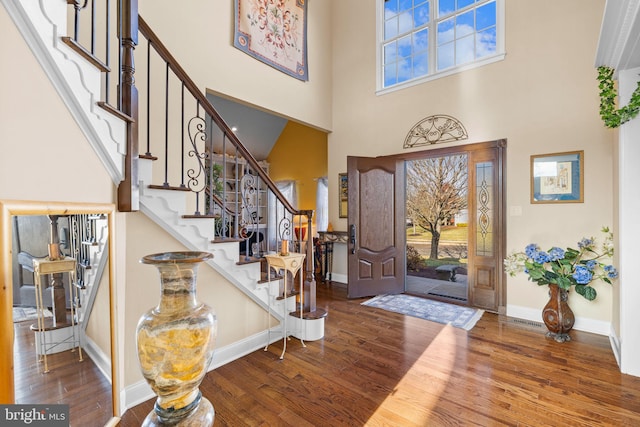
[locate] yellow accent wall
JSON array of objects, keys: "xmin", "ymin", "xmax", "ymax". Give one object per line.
[{"xmin": 267, "ymin": 121, "xmax": 328, "ymax": 217}]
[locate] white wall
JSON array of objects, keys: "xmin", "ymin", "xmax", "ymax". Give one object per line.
[
  {"xmin": 617, "ymin": 67, "xmax": 640, "ymax": 376},
  {"xmin": 328, "ymin": 0, "xmax": 616, "ymax": 327},
  {"xmin": 0, "ymin": 6, "xmax": 114, "ymax": 203},
  {"xmin": 139, "ymin": 0, "xmax": 333, "ymax": 131}
]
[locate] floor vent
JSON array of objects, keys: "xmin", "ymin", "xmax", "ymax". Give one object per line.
[{"xmin": 508, "ymin": 317, "xmax": 544, "ymax": 328}]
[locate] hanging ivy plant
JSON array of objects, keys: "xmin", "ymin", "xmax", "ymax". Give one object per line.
[{"xmin": 597, "ymin": 66, "xmax": 640, "ymax": 128}]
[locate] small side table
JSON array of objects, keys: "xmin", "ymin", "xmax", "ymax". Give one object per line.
[
  {"xmin": 33, "ymin": 256, "xmax": 83, "ymax": 373},
  {"xmin": 317, "ymin": 231, "xmax": 348, "ymax": 282},
  {"xmin": 263, "ymin": 252, "xmax": 306, "ymax": 359}
]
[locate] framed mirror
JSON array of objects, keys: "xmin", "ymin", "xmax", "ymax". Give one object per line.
[{"xmin": 0, "ymin": 200, "xmax": 119, "ymax": 425}]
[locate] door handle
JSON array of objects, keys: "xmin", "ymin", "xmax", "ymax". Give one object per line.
[{"xmin": 349, "ymin": 224, "xmax": 356, "ymax": 254}]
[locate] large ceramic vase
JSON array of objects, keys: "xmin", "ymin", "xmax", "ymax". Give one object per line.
[
  {"xmin": 136, "ymin": 251, "xmax": 217, "ymax": 426},
  {"xmin": 541, "ymin": 283, "xmax": 575, "ymax": 343}
]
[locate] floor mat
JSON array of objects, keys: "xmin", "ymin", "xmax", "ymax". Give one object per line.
[
  {"xmin": 362, "ymin": 293, "xmax": 483, "ymax": 331},
  {"xmin": 427, "ymin": 282, "xmax": 468, "ymax": 301},
  {"xmin": 13, "ymin": 306, "xmax": 52, "ymax": 323}
]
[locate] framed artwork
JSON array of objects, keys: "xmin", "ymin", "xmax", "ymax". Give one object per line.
[
  {"xmin": 233, "ymin": 0, "xmax": 308, "ymax": 81},
  {"xmin": 339, "ymin": 173, "xmax": 348, "ymax": 218},
  {"xmin": 531, "ymin": 151, "xmax": 584, "ymax": 203}
]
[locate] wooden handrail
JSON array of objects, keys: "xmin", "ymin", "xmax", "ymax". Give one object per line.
[{"xmin": 137, "ymin": 16, "xmax": 302, "ymax": 218}]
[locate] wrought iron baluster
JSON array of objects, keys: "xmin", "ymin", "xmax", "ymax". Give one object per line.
[
  {"xmin": 186, "ymin": 109, "xmax": 208, "ymax": 216},
  {"xmin": 162, "ymin": 61, "xmax": 169, "ymax": 186},
  {"xmin": 233, "ymin": 150, "xmax": 239, "ymax": 239},
  {"xmin": 104, "ymin": 0, "xmax": 110, "ymax": 103},
  {"xmin": 180, "ymin": 85, "xmax": 186, "ymax": 189},
  {"xmin": 69, "ymin": 0, "xmax": 89, "ymax": 42},
  {"xmin": 145, "ymin": 38, "xmax": 151, "ymax": 156},
  {"xmin": 90, "ymin": 0, "xmax": 96, "ymax": 54}
]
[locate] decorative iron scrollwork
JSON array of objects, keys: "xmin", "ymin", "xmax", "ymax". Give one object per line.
[
  {"xmin": 403, "ymin": 115, "xmax": 468, "ymax": 148},
  {"xmin": 279, "ymin": 216, "xmax": 293, "ymax": 242},
  {"xmin": 239, "ymin": 173, "xmax": 260, "ymax": 243},
  {"xmin": 186, "ymin": 116, "xmax": 208, "ymax": 194}
]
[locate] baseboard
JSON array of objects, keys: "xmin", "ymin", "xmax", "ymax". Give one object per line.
[
  {"xmin": 506, "ymin": 304, "xmax": 612, "ymax": 336},
  {"xmin": 82, "ymin": 334, "xmax": 112, "ymax": 384},
  {"xmin": 121, "ymin": 330, "xmax": 275, "ymax": 411},
  {"xmin": 329, "ymin": 273, "xmax": 347, "ymax": 284},
  {"xmin": 609, "ymin": 325, "xmax": 621, "ymax": 368},
  {"xmin": 209, "ymin": 330, "xmax": 273, "ymax": 370}
]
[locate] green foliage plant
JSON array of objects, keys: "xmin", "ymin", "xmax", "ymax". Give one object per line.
[{"xmin": 597, "ymin": 66, "xmax": 640, "ymax": 128}]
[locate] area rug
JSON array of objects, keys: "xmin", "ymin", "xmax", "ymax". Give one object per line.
[
  {"xmin": 13, "ymin": 306, "xmax": 52, "ymax": 323},
  {"xmin": 362, "ymin": 294, "xmax": 484, "ymax": 331}
]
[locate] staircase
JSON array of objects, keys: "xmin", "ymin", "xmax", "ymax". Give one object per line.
[
  {"xmin": 3, "ymin": 0, "xmax": 325, "ymax": 365},
  {"xmin": 27, "ymin": 213, "xmax": 109, "ymax": 376},
  {"xmin": 71, "ymin": 213, "xmax": 110, "ymax": 375}
]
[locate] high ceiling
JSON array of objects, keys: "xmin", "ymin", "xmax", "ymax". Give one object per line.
[
  {"xmin": 595, "ymin": 0, "xmax": 640, "ymax": 72},
  {"xmin": 207, "ymin": 93, "xmax": 288, "ymax": 161}
]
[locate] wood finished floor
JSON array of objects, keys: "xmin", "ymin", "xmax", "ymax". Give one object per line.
[
  {"xmin": 13, "ymin": 318, "xmax": 113, "ymax": 427},
  {"xmin": 119, "ymin": 282, "xmax": 640, "ymax": 426}
]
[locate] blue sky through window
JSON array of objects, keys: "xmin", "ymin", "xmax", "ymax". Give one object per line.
[{"xmin": 382, "ymin": 0, "xmax": 500, "ymax": 89}]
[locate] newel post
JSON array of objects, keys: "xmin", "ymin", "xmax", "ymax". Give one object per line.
[
  {"xmin": 117, "ymin": 0, "xmax": 140, "ymax": 212},
  {"xmin": 304, "ymin": 210, "xmax": 316, "ymax": 312}
]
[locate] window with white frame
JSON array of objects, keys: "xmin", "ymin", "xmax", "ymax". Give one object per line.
[{"xmin": 379, "ymin": 0, "xmax": 504, "ymax": 91}]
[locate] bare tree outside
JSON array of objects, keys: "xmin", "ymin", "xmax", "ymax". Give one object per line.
[{"xmin": 406, "ymin": 155, "xmax": 468, "ymax": 259}]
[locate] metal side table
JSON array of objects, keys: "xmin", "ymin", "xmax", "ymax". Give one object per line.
[
  {"xmin": 33, "ymin": 256, "xmax": 83, "ymax": 372},
  {"xmin": 263, "ymin": 252, "xmax": 306, "ymax": 359}
]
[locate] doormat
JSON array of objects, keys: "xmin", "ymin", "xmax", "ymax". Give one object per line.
[
  {"xmin": 427, "ymin": 282, "xmax": 468, "ymax": 301},
  {"xmin": 362, "ymin": 294, "xmax": 484, "ymax": 331},
  {"xmin": 13, "ymin": 306, "xmax": 52, "ymax": 323}
]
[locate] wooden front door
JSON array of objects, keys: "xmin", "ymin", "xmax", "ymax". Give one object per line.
[
  {"xmin": 466, "ymin": 144, "xmax": 506, "ymax": 312},
  {"xmin": 346, "ymin": 155, "xmax": 406, "ymax": 298}
]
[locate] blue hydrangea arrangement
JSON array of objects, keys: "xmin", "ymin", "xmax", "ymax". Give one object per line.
[{"xmin": 504, "ymin": 227, "xmax": 618, "ymax": 301}]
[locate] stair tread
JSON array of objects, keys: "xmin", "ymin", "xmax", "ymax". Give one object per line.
[
  {"xmin": 237, "ymin": 257, "xmax": 262, "ymax": 265},
  {"xmin": 276, "ymin": 290, "xmax": 299, "ymax": 300},
  {"xmin": 258, "ymin": 271, "xmax": 283, "ymax": 283},
  {"xmin": 211, "ymin": 237, "xmax": 245, "ymax": 243},
  {"xmin": 97, "ymin": 101, "xmax": 134, "ymax": 123},
  {"xmin": 60, "ymin": 36, "xmax": 110, "ymax": 72},
  {"xmin": 148, "ymin": 184, "xmax": 190, "ymax": 191}
]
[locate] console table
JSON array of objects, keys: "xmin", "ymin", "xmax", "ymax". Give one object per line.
[
  {"xmin": 317, "ymin": 231, "xmax": 348, "ymax": 282},
  {"xmin": 32, "ymin": 256, "xmax": 83, "ymax": 372},
  {"xmin": 263, "ymin": 252, "xmax": 306, "ymax": 359}
]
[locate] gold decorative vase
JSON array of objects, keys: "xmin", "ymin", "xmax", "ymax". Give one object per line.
[
  {"xmin": 542, "ymin": 283, "xmax": 575, "ymax": 343},
  {"xmin": 136, "ymin": 251, "xmax": 216, "ymax": 426}
]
